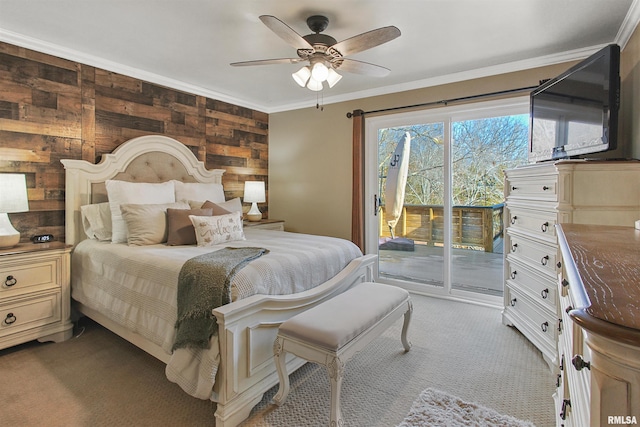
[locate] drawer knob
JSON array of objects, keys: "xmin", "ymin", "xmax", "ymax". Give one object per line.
[
  {"xmin": 510, "ymin": 270, "xmax": 517, "ymax": 280},
  {"xmin": 541, "ymin": 321, "xmax": 549, "ymax": 333},
  {"xmin": 558, "ymin": 318, "xmax": 563, "ymax": 332},
  {"xmin": 556, "ymin": 373, "xmax": 562, "ymax": 388},
  {"xmin": 542, "ymin": 185, "xmax": 550, "ymax": 191},
  {"xmin": 511, "ymin": 186, "xmax": 517, "ymax": 191},
  {"xmin": 4, "ymin": 312, "xmax": 17, "ymax": 325},
  {"xmin": 572, "ymin": 355, "xmax": 591, "ymax": 371},
  {"xmin": 541, "ymin": 288, "xmax": 549, "ymax": 299},
  {"xmin": 510, "ymin": 215, "xmax": 517, "ymax": 225},
  {"xmin": 562, "ymin": 279, "xmax": 569, "ymax": 288},
  {"xmin": 556, "ymin": 261, "xmax": 562, "ymax": 269},
  {"xmin": 541, "ymin": 255, "xmax": 549, "ymax": 266},
  {"xmin": 511, "ymin": 243, "xmax": 518, "ymax": 252},
  {"xmin": 565, "ymin": 305, "xmax": 573, "ymax": 314},
  {"xmin": 510, "ymin": 298, "xmax": 517, "ymax": 307},
  {"xmin": 4, "ymin": 275, "xmax": 17, "ymax": 287},
  {"xmin": 541, "ymin": 222, "xmax": 549, "ymax": 232}
]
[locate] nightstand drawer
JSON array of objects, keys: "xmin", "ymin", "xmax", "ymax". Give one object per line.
[
  {"xmin": 0, "ymin": 256, "xmax": 60, "ymax": 297},
  {"xmin": 0, "ymin": 291, "xmax": 61, "ymax": 337}
]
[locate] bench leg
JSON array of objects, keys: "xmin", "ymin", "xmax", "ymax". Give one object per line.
[
  {"xmin": 401, "ymin": 300, "xmax": 413, "ymax": 352},
  {"xmin": 326, "ymin": 355, "xmax": 345, "ymax": 427},
  {"xmin": 272, "ymin": 337, "xmax": 290, "ymax": 406}
]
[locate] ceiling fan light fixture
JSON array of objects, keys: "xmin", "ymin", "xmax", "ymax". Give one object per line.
[
  {"xmin": 306, "ymin": 78, "xmax": 323, "ymax": 91},
  {"xmin": 326, "ymin": 68, "xmax": 342, "ymax": 88},
  {"xmin": 310, "ymin": 61, "xmax": 329, "ymax": 82},
  {"xmin": 292, "ymin": 66, "xmax": 311, "ymax": 87}
]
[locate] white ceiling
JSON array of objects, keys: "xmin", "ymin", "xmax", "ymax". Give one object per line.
[{"xmin": 1, "ymin": 0, "xmax": 639, "ymax": 113}]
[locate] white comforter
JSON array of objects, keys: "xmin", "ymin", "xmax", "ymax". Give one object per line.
[{"xmin": 71, "ymin": 228, "xmax": 362, "ymax": 399}]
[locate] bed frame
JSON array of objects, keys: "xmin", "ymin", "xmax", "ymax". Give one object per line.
[{"xmin": 61, "ymin": 135, "xmax": 376, "ymax": 427}]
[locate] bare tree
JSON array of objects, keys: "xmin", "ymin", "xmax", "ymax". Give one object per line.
[{"xmin": 378, "ymin": 114, "xmax": 528, "ymax": 207}]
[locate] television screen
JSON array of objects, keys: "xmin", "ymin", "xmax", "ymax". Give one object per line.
[{"xmin": 529, "ymin": 44, "xmax": 620, "ymax": 162}]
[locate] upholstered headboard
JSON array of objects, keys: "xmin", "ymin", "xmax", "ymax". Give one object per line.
[{"xmin": 61, "ymin": 135, "xmax": 224, "ymax": 246}]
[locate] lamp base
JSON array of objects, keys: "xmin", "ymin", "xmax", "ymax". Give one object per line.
[
  {"xmin": 246, "ymin": 202, "xmax": 262, "ymax": 222},
  {"xmin": 0, "ymin": 213, "xmax": 20, "ymax": 248}
]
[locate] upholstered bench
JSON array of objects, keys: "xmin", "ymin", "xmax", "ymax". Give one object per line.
[{"xmin": 272, "ymin": 282, "xmax": 412, "ymax": 425}]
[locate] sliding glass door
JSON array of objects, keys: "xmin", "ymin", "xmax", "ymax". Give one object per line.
[{"xmin": 364, "ymin": 98, "xmax": 529, "ymax": 304}]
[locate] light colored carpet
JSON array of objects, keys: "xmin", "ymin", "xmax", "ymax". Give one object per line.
[
  {"xmin": 0, "ymin": 293, "xmax": 555, "ymax": 426},
  {"xmin": 397, "ymin": 388, "xmax": 536, "ymax": 427}
]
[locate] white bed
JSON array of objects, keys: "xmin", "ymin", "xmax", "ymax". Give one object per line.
[{"xmin": 62, "ymin": 135, "xmax": 376, "ymax": 427}]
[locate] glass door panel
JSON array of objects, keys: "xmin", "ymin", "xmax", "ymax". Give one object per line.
[
  {"xmin": 450, "ymin": 114, "xmax": 529, "ymax": 296},
  {"xmin": 377, "ymin": 123, "xmax": 445, "ymax": 287}
]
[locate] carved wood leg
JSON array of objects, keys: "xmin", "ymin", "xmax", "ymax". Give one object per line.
[
  {"xmin": 401, "ymin": 300, "xmax": 413, "ymax": 352},
  {"xmin": 327, "ymin": 355, "xmax": 345, "ymax": 427},
  {"xmin": 272, "ymin": 336, "xmax": 290, "ymax": 406}
]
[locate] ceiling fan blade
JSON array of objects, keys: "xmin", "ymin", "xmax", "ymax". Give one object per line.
[
  {"xmin": 330, "ymin": 26, "xmax": 401, "ymax": 57},
  {"xmin": 230, "ymin": 58, "xmax": 304, "ymax": 66},
  {"xmin": 334, "ymin": 58, "xmax": 391, "ymax": 77},
  {"xmin": 259, "ymin": 15, "xmax": 314, "ymax": 50}
]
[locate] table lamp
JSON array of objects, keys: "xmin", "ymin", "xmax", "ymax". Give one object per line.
[
  {"xmin": 243, "ymin": 181, "xmax": 265, "ymax": 222},
  {"xmin": 0, "ymin": 173, "xmax": 29, "ymax": 248}
]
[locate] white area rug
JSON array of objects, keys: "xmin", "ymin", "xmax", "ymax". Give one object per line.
[{"xmin": 398, "ymin": 388, "xmax": 536, "ymax": 427}]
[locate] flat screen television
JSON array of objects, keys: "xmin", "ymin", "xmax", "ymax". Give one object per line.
[{"xmin": 529, "ymin": 44, "xmax": 620, "ymax": 162}]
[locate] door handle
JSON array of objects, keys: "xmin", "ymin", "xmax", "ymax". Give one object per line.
[{"xmin": 374, "ymin": 194, "xmax": 381, "ymax": 216}]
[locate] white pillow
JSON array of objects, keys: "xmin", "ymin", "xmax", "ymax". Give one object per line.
[
  {"xmin": 120, "ymin": 201, "xmax": 189, "ymax": 246},
  {"xmin": 174, "ymin": 180, "xmax": 225, "ymax": 204},
  {"xmin": 200, "ymin": 198, "xmax": 243, "ymax": 216},
  {"xmin": 105, "ymin": 180, "xmax": 176, "ymax": 244},
  {"xmin": 189, "ymin": 211, "xmax": 245, "ymax": 247},
  {"xmin": 80, "ymin": 202, "xmax": 112, "ymax": 241}
]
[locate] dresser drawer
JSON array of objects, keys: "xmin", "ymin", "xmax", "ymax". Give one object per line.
[
  {"xmin": 0, "ymin": 255, "xmax": 60, "ymax": 297},
  {"xmin": 505, "ymin": 285, "xmax": 558, "ymax": 351},
  {"xmin": 505, "ymin": 205, "xmax": 557, "ymax": 245},
  {"xmin": 507, "ymin": 231, "xmax": 558, "ymax": 279},
  {"xmin": 0, "ymin": 291, "xmax": 62, "ymax": 337},
  {"xmin": 505, "ymin": 257, "xmax": 557, "ymax": 313},
  {"xmin": 506, "ymin": 176, "xmax": 558, "ymax": 202}
]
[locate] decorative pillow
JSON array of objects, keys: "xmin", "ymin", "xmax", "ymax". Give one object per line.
[
  {"xmin": 173, "ymin": 180, "xmax": 225, "ymax": 204},
  {"xmin": 201, "ymin": 197, "xmax": 243, "ymax": 216},
  {"xmin": 166, "ymin": 207, "xmax": 213, "ymax": 246},
  {"xmin": 105, "ymin": 180, "xmax": 176, "ymax": 244},
  {"xmin": 80, "ymin": 202, "xmax": 112, "ymax": 241},
  {"xmin": 189, "ymin": 211, "xmax": 245, "ymax": 247},
  {"xmin": 120, "ymin": 202, "xmax": 189, "ymax": 246}
]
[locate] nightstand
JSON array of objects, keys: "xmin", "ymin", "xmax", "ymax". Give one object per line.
[
  {"xmin": 243, "ymin": 219, "xmax": 285, "ymax": 231},
  {"xmin": 0, "ymin": 242, "xmax": 73, "ymax": 350}
]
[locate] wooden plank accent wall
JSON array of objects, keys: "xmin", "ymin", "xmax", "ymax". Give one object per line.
[{"xmin": 0, "ymin": 41, "xmax": 268, "ymax": 243}]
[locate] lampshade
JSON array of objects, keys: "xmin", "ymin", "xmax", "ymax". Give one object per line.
[
  {"xmin": 0, "ymin": 173, "xmax": 29, "ymax": 248},
  {"xmin": 0, "ymin": 173, "xmax": 29, "ymax": 213},
  {"xmin": 311, "ymin": 62, "xmax": 329, "ymax": 82},
  {"xmin": 243, "ymin": 181, "xmax": 266, "ymax": 222},
  {"xmin": 243, "ymin": 181, "xmax": 266, "ymax": 203},
  {"xmin": 326, "ymin": 68, "xmax": 343, "ymax": 88},
  {"xmin": 292, "ymin": 66, "xmax": 311, "ymax": 87},
  {"xmin": 306, "ymin": 78, "xmax": 323, "ymax": 91}
]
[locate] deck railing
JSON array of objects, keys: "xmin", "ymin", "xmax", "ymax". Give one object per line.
[{"xmin": 380, "ymin": 203, "xmax": 504, "ymax": 252}]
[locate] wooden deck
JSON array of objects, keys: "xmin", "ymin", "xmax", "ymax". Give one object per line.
[{"xmin": 379, "ymin": 237, "xmax": 504, "ymax": 296}]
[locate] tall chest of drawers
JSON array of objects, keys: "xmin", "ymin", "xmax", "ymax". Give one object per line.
[
  {"xmin": 0, "ymin": 242, "xmax": 74, "ymax": 349},
  {"xmin": 502, "ymin": 160, "xmax": 640, "ymax": 371}
]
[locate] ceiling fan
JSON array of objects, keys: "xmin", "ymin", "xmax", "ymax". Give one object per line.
[{"xmin": 230, "ymin": 15, "xmax": 401, "ymax": 91}]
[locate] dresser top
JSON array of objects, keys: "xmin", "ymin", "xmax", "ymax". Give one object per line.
[{"xmin": 558, "ymin": 224, "xmax": 640, "ymax": 343}]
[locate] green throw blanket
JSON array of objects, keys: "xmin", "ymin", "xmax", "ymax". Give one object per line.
[{"xmin": 173, "ymin": 247, "xmax": 269, "ymax": 351}]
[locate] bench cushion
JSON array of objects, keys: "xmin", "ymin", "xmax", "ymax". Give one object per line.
[{"xmin": 278, "ymin": 282, "xmax": 409, "ymax": 352}]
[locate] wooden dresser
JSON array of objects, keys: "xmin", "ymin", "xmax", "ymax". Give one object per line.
[
  {"xmin": 555, "ymin": 224, "xmax": 640, "ymax": 427},
  {"xmin": 502, "ymin": 161, "xmax": 640, "ymax": 370}
]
